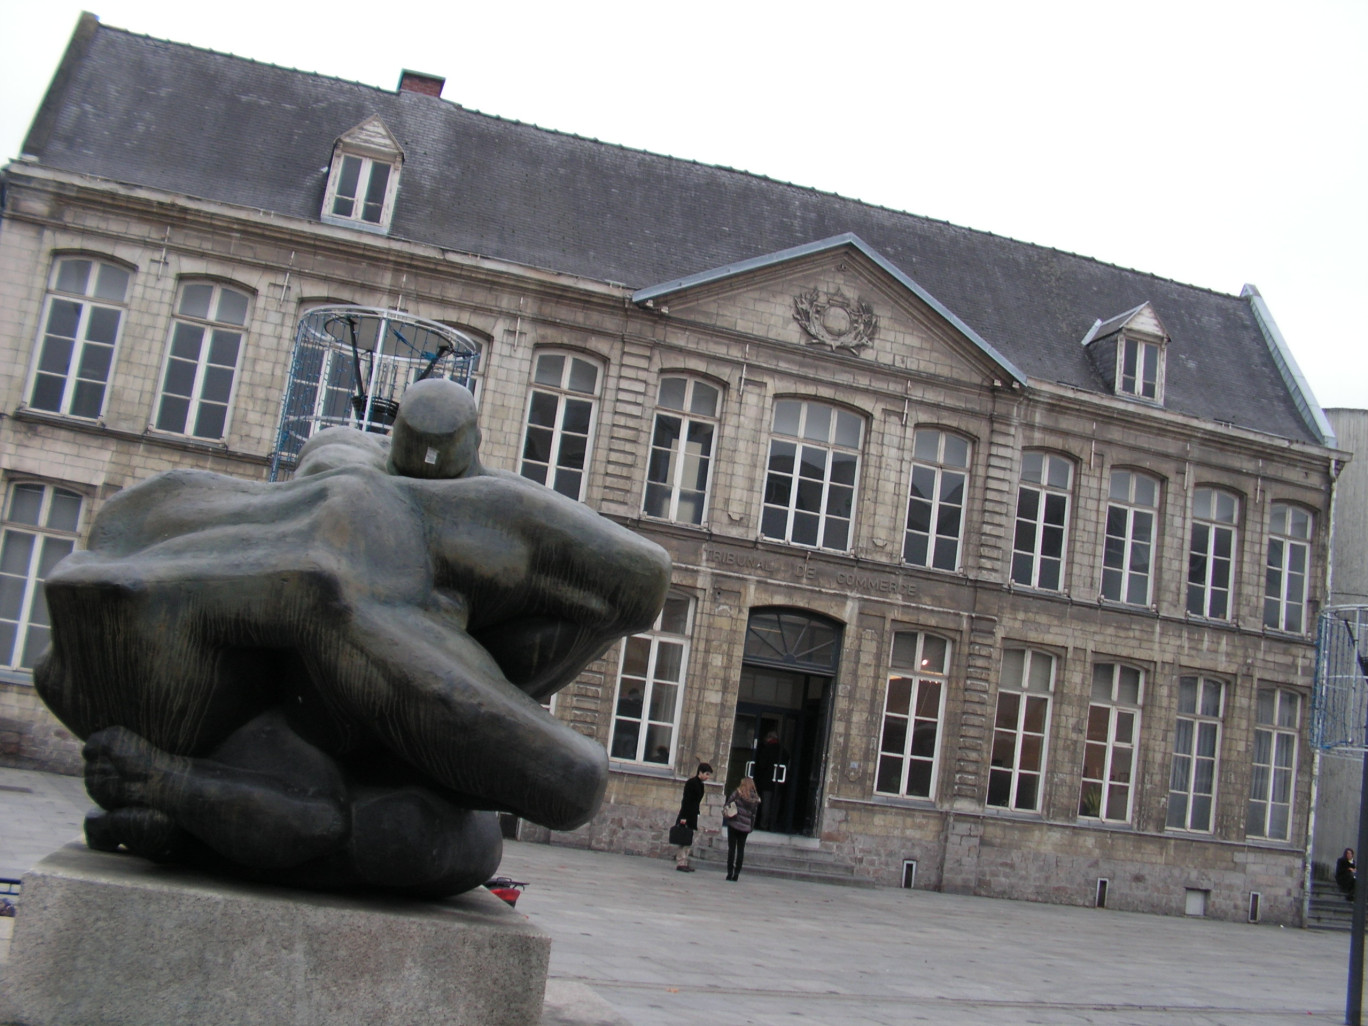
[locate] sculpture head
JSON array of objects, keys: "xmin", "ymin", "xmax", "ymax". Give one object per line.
[{"xmin": 387, "ymin": 378, "xmax": 482, "ymax": 479}]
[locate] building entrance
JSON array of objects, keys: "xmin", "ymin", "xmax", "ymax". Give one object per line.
[{"xmin": 725, "ymin": 609, "xmax": 842, "ymax": 838}]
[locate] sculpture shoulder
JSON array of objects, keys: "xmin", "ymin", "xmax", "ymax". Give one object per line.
[{"xmin": 297, "ymin": 428, "xmax": 390, "ymax": 477}]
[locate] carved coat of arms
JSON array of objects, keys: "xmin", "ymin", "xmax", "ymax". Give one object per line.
[{"xmin": 792, "ymin": 287, "xmax": 878, "ymax": 353}]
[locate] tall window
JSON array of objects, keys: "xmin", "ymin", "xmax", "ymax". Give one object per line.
[
  {"xmin": 1166, "ymin": 676, "xmax": 1225, "ymax": 832},
  {"xmin": 1079, "ymin": 663, "xmax": 1143, "ymax": 823},
  {"xmin": 1101, "ymin": 470, "xmax": 1159, "ymax": 605},
  {"xmin": 875, "ymin": 632, "xmax": 950, "ymax": 800},
  {"xmin": 761, "ymin": 400, "xmax": 862, "ymax": 551},
  {"xmin": 327, "ymin": 155, "xmax": 395, "ymax": 227},
  {"xmin": 643, "ymin": 377, "xmax": 719, "ymax": 525},
  {"xmin": 988, "ymin": 648, "xmax": 1054, "ymax": 812},
  {"xmin": 1264, "ymin": 503, "xmax": 1313, "ymax": 633},
  {"xmin": 609, "ymin": 594, "xmax": 692, "ymax": 765},
  {"xmin": 1011, "ymin": 452, "xmax": 1072, "ymax": 590},
  {"xmin": 27, "ymin": 256, "xmax": 130, "ymax": 420},
  {"xmin": 1118, "ymin": 336, "xmax": 1162, "ymax": 401},
  {"xmin": 1248, "ymin": 687, "xmax": 1299, "ymax": 841},
  {"xmin": 1187, "ymin": 488, "xmax": 1239, "ymax": 619},
  {"xmin": 1, "ymin": 483, "xmax": 82, "ymax": 671},
  {"xmin": 154, "ymin": 282, "xmax": 250, "ymax": 440},
  {"xmin": 903, "ymin": 429, "xmax": 970, "ymax": 571},
  {"xmin": 520, "ymin": 352, "xmax": 600, "ymax": 501}
]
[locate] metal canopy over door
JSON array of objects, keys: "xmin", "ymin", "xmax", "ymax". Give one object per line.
[{"xmin": 726, "ymin": 609, "xmax": 842, "ymax": 837}]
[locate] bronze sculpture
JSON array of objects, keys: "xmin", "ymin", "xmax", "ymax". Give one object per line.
[{"xmin": 35, "ymin": 379, "xmax": 671, "ymax": 895}]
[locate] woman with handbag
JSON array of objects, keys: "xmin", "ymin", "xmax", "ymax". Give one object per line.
[{"xmin": 721, "ymin": 776, "xmax": 761, "ymax": 882}]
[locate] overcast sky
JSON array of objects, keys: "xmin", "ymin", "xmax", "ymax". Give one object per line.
[{"xmin": 3, "ymin": 1, "xmax": 1365, "ymax": 417}]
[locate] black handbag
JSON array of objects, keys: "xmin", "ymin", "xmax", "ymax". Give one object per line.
[{"xmin": 669, "ymin": 823, "xmax": 694, "ymax": 846}]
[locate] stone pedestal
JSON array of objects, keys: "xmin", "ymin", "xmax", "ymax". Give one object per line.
[{"xmin": 0, "ymin": 844, "xmax": 550, "ymax": 1026}]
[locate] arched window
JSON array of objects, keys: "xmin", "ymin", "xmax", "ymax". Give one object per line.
[
  {"xmin": 609, "ymin": 593, "xmax": 693, "ymax": 765},
  {"xmin": 1101, "ymin": 469, "xmax": 1160, "ymax": 605},
  {"xmin": 519, "ymin": 351, "xmax": 601, "ymax": 501},
  {"xmin": 903, "ymin": 428, "xmax": 970, "ymax": 571},
  {"xmin": 27, "ymin": 255, "xmax": 131, "ymax": 420},
  {"xmin": 1011, "ymin": 451, "xmax": 1073, "ymax": 591},
  {"xmin": 875, "ymin": 631, "xmax": 951, "ymax": 800},
  {"xmin": 1, "ymin": 482, "xmax": 83, "ymax": 671},
  {"xmin": 643, "ymin": 376, "xmax": 720, "ymax": 526},
  {"xmin": 1079, "ymin": 662, "xmax": 1144, "ymax": 823},
  {"xmin": 1187, "ymin": 487, "xmax": 1240, "ymax": 619},
  {"xmin": 988, "ymin": 648, "xmax": 1054, "ymax": 812},
  {"xmin": 154, "ymin": 281, "xmax": 251, "ymax": 440},
  {"xmin": 1263, "ymin": 503, "xmax": 1314, "ymax": 633},
  {"xmin": 761, "ymin": 399, "xmax": 863, "ymax": 551}
]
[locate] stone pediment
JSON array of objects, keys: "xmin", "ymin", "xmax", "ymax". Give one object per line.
[
  {"xmin": 334, "ymin": 115, "xmax": 404, "ymax": 162},
  {"xmin": 633, "ymin": 234, "xmax": 1025, "ymax": 390}
]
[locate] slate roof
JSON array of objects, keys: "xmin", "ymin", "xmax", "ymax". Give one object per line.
[{"xmin": 15, "ymin": 16, "xmax": 1327, "ymax": 446}]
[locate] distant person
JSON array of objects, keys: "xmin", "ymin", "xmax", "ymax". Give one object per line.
[
  {"xmin": 674, "ymin": 762, "xmax": 712, "ymax": 872},
  {"xmin": 1337, "ymin": 847, "xmax": 1357, "ymax": 901},
  {"xmin": 721, "ymin": 776, "xmax": 761, "ymax": 882}
]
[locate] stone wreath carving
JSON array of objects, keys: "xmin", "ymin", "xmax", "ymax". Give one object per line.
[{"xmin": 792, "ymin": 287, "xmax": 878, "ymax": 353}]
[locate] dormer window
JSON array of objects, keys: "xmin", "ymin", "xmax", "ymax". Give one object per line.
[
  {"xmin": 321, "ymin": 116, "xmax": 403, "ymax": 233},
  {"xmin": 1081, "ymin": 302, "xmax": 1168, "ymax": 406},
  {"xmin": 1119, "ymin": 334, "xmax": 1162, "ymax": 401},
  {"xmin": 330, "ymin": 155, "xmax": 391, "ymax": 225}
]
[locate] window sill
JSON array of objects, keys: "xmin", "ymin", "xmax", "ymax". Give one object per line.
[
  {"xmin": 0, "ymin": 667, "xmax": 35, "ymax": 686},
  {"xmin": 831, "ymin": 793, "xmax": 938, "ymax": 812},
  {"xmin": 607, "ymin": 760, "xmax": 677, "ymax": 781},
  {"xmin": 319, "ymin": 213, "xmax": 392, "ymax": 235},
  {"xmin": 11, "ymin": 409, "xmax": 267, "ymax": 466}
]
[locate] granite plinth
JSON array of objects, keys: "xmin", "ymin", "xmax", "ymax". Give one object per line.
[{"xmin": 0, "ymin": 843, "xmax": 550, "ymax": 1026}]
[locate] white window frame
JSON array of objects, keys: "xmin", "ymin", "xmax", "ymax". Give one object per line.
[
  {"xmin": 1079, "ymin": 662, "xmax": 1144, "ymax": 823},
  {"xmin": 903, "ymin": 428, "xmax": 970, "ymax": 572},
  {"xmin": 1011, "ymin": 451, "xmax": 1073, "ymax": 591},
  {"xmin": 875, "ymin": 631, "xmax": 951, "ymax": 800},
  {"xmin": 1, "ymin": 482, "xmax": 83, "ymax": 672},
  {"xmin": 1101, "ymin": 469, "xmax": 1160, "ymax": 606},
  {"xmin": 643, "ymin": 376, "xmax": 720, "ymax": 526},
  {"xmin": 1263, "ymin": 503, "xmax": 1313, "ymax": 634},
  {"xmin": 1166, "ymin": 675, "xmax": 1225, "ymax": 833},
  {"xmin": 519, "ymin": 351, "xmax": 601, "ymax": 502},
  {"xmin": 153, "ymin": 281, "xmax": 250, "ymax": 441},
  {"xmin": 26, "ymin": 256, "xmax": 131, "ymax": 420},
  {"xmin": 760, "ymin": 399, "xmax": 863, "ymax": 552},
  {"xmin": 608, "ymin": 593, "xmax": 693, "ymax": 766},
  {"xmin": 1248, "ymin": 686, "xmax": 1300, "ymax": 841},
  {"xmin": 1117, "ymin": 334, "xmax": 1164, "ymax": 402},
  {"xmin": 988, "ymin": 648, "xmax": 1054, "ymax": 812},
  {"xmin": 1187, "ymin": 487, "xmax": 1239, "ymax": 620},
  {"xmin": 322, "ymin": 152, "xmax": 400, "ymax": 232}
]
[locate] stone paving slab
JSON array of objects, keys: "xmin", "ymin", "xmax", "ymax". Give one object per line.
[{"xmin": 0, "ymin": 765, "xmax": 1360, "ymax": 1025}]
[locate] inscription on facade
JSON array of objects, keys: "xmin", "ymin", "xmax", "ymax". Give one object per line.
[{"xmin": 701, "ymin": 545, "xmax": 916, "ymax": 600}]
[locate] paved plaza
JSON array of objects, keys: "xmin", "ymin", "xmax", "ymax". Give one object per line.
[{"xmin": 0, "ymin": 764, "xmax": 1358, "ymax": 1025}]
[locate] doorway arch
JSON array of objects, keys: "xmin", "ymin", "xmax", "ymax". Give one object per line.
[{"xmin": 728, "ymin": 608, "xmax": 843, "ymax": 836}]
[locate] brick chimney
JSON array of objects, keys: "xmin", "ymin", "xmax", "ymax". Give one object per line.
[{"xmin": 397, "ymin": 70, "xmax": 444, "ymax": 98}]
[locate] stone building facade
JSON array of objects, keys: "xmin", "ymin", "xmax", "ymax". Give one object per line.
[{"xmin": 0, "ymin": 14, "xmax": 1348, "ymax": 924}]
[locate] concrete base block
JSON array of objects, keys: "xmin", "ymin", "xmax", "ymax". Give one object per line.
[{"xmin": 0, "ymin": 843, "xmax": 550, "ymax": 1026}]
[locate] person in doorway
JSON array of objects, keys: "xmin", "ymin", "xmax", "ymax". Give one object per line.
[
  {"xmin": 675, "ymin": 762, "xmax": 712, "ymax": 872},
  {"xmin": 754, "ymin": 731, "xmax": 783, "ymax": 831},
  {"xmin": 722, "ymin": 776, "xmax": 761, "ymax": 881},
  {"xmin": 1337, "ymin": 847, "xmax": 1357, "ymax": 901}
]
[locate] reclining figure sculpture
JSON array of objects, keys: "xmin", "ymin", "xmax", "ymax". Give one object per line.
[{"xmin": 34, "ymin": 379, "xmax": 671, "ymax": 896}]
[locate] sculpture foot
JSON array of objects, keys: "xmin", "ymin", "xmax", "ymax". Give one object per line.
[
  {"xmin": 83, "ymin": 726, "xmax": 185, "ymax": 811},
  {"xmin": 84, "ymin": 806, "xmax": 188, "ymax": 862}
]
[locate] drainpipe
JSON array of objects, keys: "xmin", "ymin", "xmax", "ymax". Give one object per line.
[{"xmin": 1303, "ymin": 456, "xmax": 1341, "ymax": 927}]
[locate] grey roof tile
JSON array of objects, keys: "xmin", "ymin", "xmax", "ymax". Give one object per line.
[{"xmin": 15, "ymin": 18, "xmax": 1324, "ymax": 446}]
